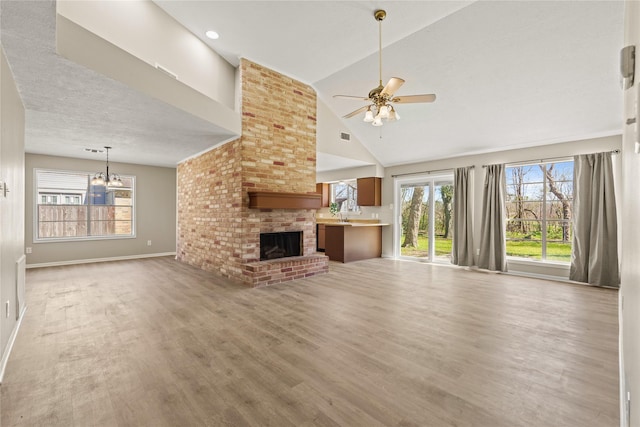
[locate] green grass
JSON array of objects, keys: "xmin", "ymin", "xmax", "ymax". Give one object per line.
[
  {"xmin": 401, "ymin": 236, "xmax": 571, "ymax": 262},
  {"xmin": 506, "ymin": 240, "xmax": 571, "ymax": 262},
  {"xmin": 401, "ymin": 235, "xmax": 452, "ymax": 258}
]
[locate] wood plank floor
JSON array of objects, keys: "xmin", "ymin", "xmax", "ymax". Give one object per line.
[{"xmin": 1, "ymin": 257, "xmax": 619, "ymax": 426}]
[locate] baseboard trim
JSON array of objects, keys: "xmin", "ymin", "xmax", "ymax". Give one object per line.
[
  {"xmin": 26, "ymin": 252, "xmax": 177, "ymax": 269},
  {"xmin": 0, "ymin": 305, "xmax": 26, "ymax": 384},
  {"xmin": 619, "ymin": 291, "xmax": 627, "ymax": 427}
]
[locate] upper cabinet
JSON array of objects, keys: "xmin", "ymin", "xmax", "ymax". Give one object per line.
[
  {"xmin": 357, "ymin": 177, "xmax": 382, "ymax": 206},
  {"xmin": 316, "ymin": 183, "xmax": 330, "ymax": 207}
]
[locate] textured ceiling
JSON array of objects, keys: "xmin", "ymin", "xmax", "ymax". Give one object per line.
[
  {"xmin": 1, "ymin": 0, "xmax": 236, "ymax": 167},
  {"xmin": 0, "ymin": 1, "xmax": 625, "ymax": 170}
]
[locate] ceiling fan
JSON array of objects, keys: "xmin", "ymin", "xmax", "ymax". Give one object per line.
[{"xmin": 334, "ymin": 9, "xmax": 436, "ymax": 126}]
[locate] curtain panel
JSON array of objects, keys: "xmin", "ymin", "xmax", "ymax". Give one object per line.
[
  {"xmin": 452, "ymin": 167, "xmax": 474, "ymax": 266},
  {"xmin": 570, "ymin": 153, "xmax": 620, "ymax": 287},
  {"xmin": 478, "ymin": 164, "xmax": 507, "ymax": 272}
]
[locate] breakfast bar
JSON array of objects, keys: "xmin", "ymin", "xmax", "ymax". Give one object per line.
[{"xmin": 322, "ymin": 222, "xmax": 388, "ymax": 263}]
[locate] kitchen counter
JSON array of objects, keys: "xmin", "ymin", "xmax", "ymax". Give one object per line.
[{"xmin": 321, "ymin": 222, "xmax": 387, "ymax": 263}]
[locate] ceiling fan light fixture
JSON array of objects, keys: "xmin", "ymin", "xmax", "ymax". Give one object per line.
[
  {"xmin": 334, "ymin": 9, "xmax": 436, "ymax": 126},
  {"xmin": 363, "ymin": 107, "xmax": 374, "ymax": 122},
  {"xmin": 379, "ymin": 105, "xmax": 390, "ymax": 119},
  {"xmin": 388, "ymin": 106, "xmax": 399, "ymax": 121}
]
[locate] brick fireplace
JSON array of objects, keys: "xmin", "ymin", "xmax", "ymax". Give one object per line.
[
  {"xmin": 176, "ymin": 59, "xmax": 328, "ymax": 286},
  {"xmin": 260, "ymin": 231, "xmax": 302, "ymax": 260}
]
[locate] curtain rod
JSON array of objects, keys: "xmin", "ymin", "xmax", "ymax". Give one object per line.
[
  {"xmin": 391, "ymin": 165, "xmax": 474, "ymax": 178},
  {"xmin": 481, "ymin": 149, "xmax": 620, "ymax": 168}
]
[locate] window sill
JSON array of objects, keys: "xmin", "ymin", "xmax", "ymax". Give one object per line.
[
  {"xmin": 506, "ymin": 257, "xmax": 569, "ymax": 268},
  {"xmin": 34, "ymin": 235, "xmax": 137, "ymax": 244}
]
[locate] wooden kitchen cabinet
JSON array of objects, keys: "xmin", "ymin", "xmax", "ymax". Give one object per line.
[
  {"xmin": 357, "ymin": 177, "xmax": 382, "ymax": 206},
  {"xmin": 317, "ymin": 224, "xmax": 326, "ymax": 251},
  {"xmin": 316, "ymin": 183, "xmax": 330, "ymax": 207},
  {"xmin": 324, "ymin": 224, "xmax": 383, "ymax": 263}
]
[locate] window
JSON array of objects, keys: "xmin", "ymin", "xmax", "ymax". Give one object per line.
[
  {"xmin": 35, "ymin": 169, "xmax": 135, "ymax": 241},
  {"xmin": 505, "ymin": 161, "xmax": 573, "ymax": 262},
  {"xmin": 331, "ymin": 180, "xmax": 358, "ymax": 212}
]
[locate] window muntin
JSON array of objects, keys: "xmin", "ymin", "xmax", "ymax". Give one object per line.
[
  {"xmin": 331, "ymin": 180, "xmax": 358, "ymax": 212},
  {"xmin": 35, "ymin": 169, "xmax": 135, "ymax": 241},
  {"xmin": 505, "ymin": 161, "xmax": 573, "ymax": 263}
]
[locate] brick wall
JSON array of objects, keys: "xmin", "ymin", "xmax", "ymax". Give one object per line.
[
  {"xmin": 177, "ymin": 59, "xmax": 328, "ymax": 286},
  {"xmin": 240, "ymin": 60, "xmax": 317, "ymax": 194},
  {"xmin": 177, "ymin": 139, "xmax": 244, "ymax": 278}
]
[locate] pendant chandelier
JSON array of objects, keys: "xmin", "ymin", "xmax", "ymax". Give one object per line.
[{"xmin": 91, "ymin": 146, "xmax": 123, "ymax": 187}]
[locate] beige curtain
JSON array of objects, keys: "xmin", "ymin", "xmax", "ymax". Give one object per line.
[
  {"xmin": 570, "ymin": 153, "xmax": 619, "ymax": 287},
  {"xmin": 478, "ymin": 164, "xmax": 507, "ymax": 272},
  {"xmin": 452, "ymin": 167, "xmax": 474, "ymax": 266}
]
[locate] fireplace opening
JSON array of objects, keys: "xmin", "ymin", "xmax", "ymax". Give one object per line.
[{"xmin": 260, "ymin": 231, "xmax": 303, "ymax": 261}]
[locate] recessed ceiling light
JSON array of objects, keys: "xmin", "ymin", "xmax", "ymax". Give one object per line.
[{"xmin": 205, "ymin": 30, "xmax": 219, "ymax": 40}]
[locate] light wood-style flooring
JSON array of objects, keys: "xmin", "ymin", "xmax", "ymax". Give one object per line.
[{"xmin": 1, "ymin": 257, "xmax": 619, "ymax": 426}]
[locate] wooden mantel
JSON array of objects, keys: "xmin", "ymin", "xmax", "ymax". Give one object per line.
[{"xmin": 248, "ymin": 191, "xmax": 322, "ymax": 209}]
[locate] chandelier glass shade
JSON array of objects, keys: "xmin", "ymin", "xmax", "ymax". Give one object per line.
[
  {"xmin": 91, "ymin": 146, "xmax": 123, "ymax": 188},
  {"xmin": 363, "ymin": 102, "xmax": 400, "ymax": 126}
]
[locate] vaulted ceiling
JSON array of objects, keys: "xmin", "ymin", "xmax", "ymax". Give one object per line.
[{"xmin": 1, "ymin": 1, "xmax": 625, "ymax": 169}]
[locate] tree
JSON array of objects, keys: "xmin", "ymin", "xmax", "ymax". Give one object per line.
[
  {"xmin": 440, "ymin": 185, "xmax": 453, "ymax": 238},
  {"xmin": 541, "ymin": 164, "xmax": 571, "ymax": 242},
  {"xmin": 402, "ymin": 186, "xmax": 424, "ymax": 248},
  {"xmin": 509, "ymin": 167, "xmax": 527, "ymax": 234}
]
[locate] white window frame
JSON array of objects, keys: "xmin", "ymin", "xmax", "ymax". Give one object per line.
[
  {"xmin": 505, "ymin": 159, "xmax": 573, "ymax": 264},
  {"xmin": 393, "ymin": 172, "xmax": 454, "ymax": 262},
  {"xmin": 33, "ymin": 168, "xmax": 137, "ymax": 243},
  {"xmin": 330, "ymin": 180, "xmax": 359, "ymax": 213}
]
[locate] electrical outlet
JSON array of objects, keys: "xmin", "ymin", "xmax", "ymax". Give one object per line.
[
  {"xmin": 26, "ymin": 247, "xmax": 32, "ymax": 254},
  {"xmin": 147, "ymin": 240, "xmax": 152, "ymax": 246}
]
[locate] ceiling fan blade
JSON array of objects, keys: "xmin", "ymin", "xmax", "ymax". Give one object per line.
[
  {"xmin": 380, "ymin": 77, "xmax": 405, "ymax": 97},
  {"xmin": 391, "ymin": 94, "xmax": 437, "ymax": 104},
  {"xmin": 342, "ymin": 105, "xmax": 370, "ymax": 119},
  {"xmin": 334, "ymin": 94, "xmax": 369, "ymax": 101}
]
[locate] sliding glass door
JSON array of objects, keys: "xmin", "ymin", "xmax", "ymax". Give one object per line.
[
  {"xmin": 399, "ymin": 182, "xmax": 430, "ymax": 258},
  {"xmin": 395, "ymin": 175, "xmax": 454, "ymax": 262}
]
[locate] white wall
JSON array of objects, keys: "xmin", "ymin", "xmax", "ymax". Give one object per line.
[
  {"xmin": 25, "ymin": 154, "xmax": 176, "ymax": 266},
  {"xmin": 621, "ymin": 3, "xmax": 640, "ymax": 426},
  {"xmin": 55, "ymin": 3, "xmax": 241, "ymax": 138},
  {"xmin": 383, "ymin": 135, "xmax": 622, "ymax": 276},
  {"xmin": 316, "ymin": 98, "xmax": 383, "ymax": 174},
  {"xmin": 57, "ymin": 0, "xmax": 235, "ymax": 109},
  {"xmin": 0, "ymin": 46, "xmax": 25, "ymax": 378},
  {"xmin": 317, "ymin": 164, "xmax": 382, "ymax": 183}
]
